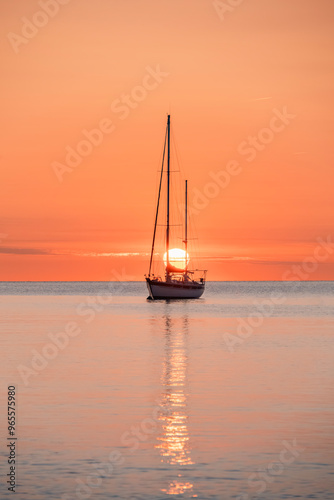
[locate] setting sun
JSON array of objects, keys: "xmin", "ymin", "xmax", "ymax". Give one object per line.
[{"xmin": 163, "ymin": 248, "xmax": 189, "ymax": 271}]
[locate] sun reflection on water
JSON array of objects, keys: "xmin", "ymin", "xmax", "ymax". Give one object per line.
[{"xmin": 155, "ymin": 314, "xmax": 196, "ymax": 496}]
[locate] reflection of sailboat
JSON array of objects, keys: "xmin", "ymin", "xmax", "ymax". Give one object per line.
[
  {"xmin": 155, "ymin": 313, "xmax": 195, "ymax": 496},
  {"xmin": 145, "ymin": 115, "xmax": 207, "ymax": 300}
]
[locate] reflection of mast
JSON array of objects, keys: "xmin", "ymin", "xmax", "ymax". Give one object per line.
[{"xmin": 155, "ymin": 313, "xmax": 194, "ymax": 496}]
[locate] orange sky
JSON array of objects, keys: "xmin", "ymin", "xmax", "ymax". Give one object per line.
[{"xmin": 1, "ymin": 0, "xmax": 334, "ymax": 281}]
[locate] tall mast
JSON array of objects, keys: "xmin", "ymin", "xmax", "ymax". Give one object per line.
[
  {"xmin": 185, "ymin": 180, "xmax": 188, "ymax": 273},
  {"xmin": 166, "ymin": 114, "xmax": 170, "ymax": 278}
]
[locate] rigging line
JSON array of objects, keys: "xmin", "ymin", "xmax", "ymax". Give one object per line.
[
  {"xmin": 170, "ymin": 124, "xmax": 186, "ymax": 248},
  {"xmin": 148, "ymin": 124, "xmax": 168, "ymax": 275},
  {"xmin": 171, "ymin": 125, "xmax": 183, "ymax": 176},
  {"xmin": 177, "ymin": 237, "xmax": 198, "ymax": 240}
]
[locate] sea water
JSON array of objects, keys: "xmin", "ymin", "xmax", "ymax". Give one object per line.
[{"xmin": 1, "ymin": 281, "xmax": 333, "ymax": 499}]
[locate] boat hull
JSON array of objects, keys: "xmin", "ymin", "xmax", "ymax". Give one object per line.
[{"xmin": 146, "ymin": 278, "xmax": 205, "ymax": 300}]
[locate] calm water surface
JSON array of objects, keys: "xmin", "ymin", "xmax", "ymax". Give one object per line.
[{"xmin": 1, "ymin": 282, "xmax": 334, "ymax": 499}]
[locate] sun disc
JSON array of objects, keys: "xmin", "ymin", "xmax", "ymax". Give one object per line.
[{"xmin": 163, "ymin": 248, "xmax": 189, "ymax": 270}]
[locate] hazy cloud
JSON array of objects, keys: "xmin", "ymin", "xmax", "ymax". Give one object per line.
[{"xmin": 0, "ymin": 247, "xmax": 53, "ymax": 255}]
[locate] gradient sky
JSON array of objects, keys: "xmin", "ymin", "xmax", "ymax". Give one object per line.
[{"xmin": 1, "ymin": 0, "xmax": 334, "ymax": 280}]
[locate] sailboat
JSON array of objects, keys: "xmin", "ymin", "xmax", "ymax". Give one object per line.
[{"xmin": 145, "ymin": 115, "xmax": 207, "ymax": 300}]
